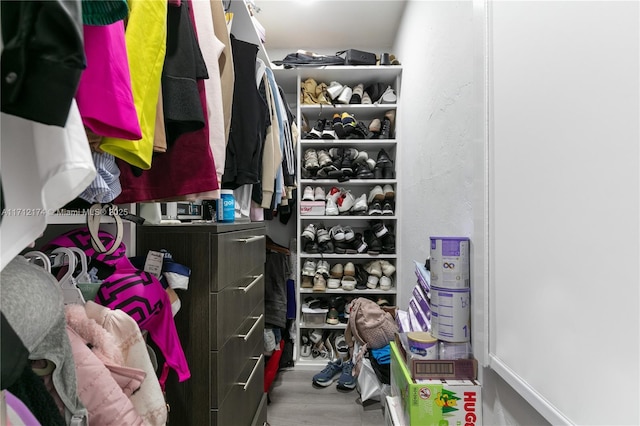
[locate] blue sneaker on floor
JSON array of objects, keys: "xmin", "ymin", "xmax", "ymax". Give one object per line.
[
  {"xmin": 312, "ymin": 359, "xmax": 343, "ymax": 387},
  {"xmin": 336, "ymin": 360, "xmax": 356, "ymax": 391}
]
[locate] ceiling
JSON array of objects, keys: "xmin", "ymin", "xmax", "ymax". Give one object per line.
[{"xmin": 252, "ymin": 0, "xmax": 408, "ymax": 54}]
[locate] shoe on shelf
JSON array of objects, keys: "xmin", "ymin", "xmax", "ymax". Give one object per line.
[
  {"xmin": 325, "ymin": 186, "xmax": 343, "ymax": 203},
  {"xmin": 343, "ymin": 262, "xmax": 356, "ymax": 276},
  {"xmin": 317, "ymin": 149, "xmax": 332, "ymax": 168},
  {"xmin": 301, "ymin": 275, "xmax": 313, "ymax": 288},
  {"xmin": 380, "ymin": 110, "xmax": 396, "ymax": 139},
  {"xmin": 383, "ymin": 184, "xmax": 395, "ymax": 200},
  {"xmin": 304, "ymin": 240, "xmax": 319, "ymax": 254},
  {"xmin": 379, "ymin": 259, "xmax": 396, "ymax": 277},
  {"xmin": 316, "ymin": 224, "xmax": 331, "ymax": 245},
  {"xmin": 334, "ymin": 333, "xmax": 350, "ymax": 361},
  {"xmin": 319, "ymin": 240, "xmax": 334, "ymax": 254},
  {"xmin": 380, "ymin": 232, "xmax": 396, "ymax": 254},
  {"xmin": 326, "ymin": 308, "xmax": 340, "ymax": 325},
  {"xmin": 361, "ymin": 92, "xmax": 372, "ymax": 105},
  {"xmin": 311, "ymin": 340, "xmax": 329, "ymax": 359},
  {"xmin": 322, "ymin": 121, "xmax": 337, "ymax": 139},
  {"xmin": 341, "ymin": 112, "xmax": 357, "ymax": 135},
  {"xmin": 368, "ymin": 201, "xmax": 383, "ymax": 216},
  {"xmin": 366, "ymin": 274, "xmax": 379, "ymax": 289},
  {"xmin": 312, "ymin": 359, "xmax": 343, "ymax": 387},
  {"xmin": 379, "ymin": 86, "xmax": 397, "ymax": 104},
  {"xmin": 363, "ymin": 229, "xmax": 382, "ymax": 255},
  {"xmin": 379, "ymin": 276, "xmax": 393, "ymax": 291},
  {"xmin": 354, "ymin": 264, "xmax": 369, "ymax": 290},
  {"xmin": 350, "ymin": 83, "xmax": 364, "ymax": 104},
  {"xmin": 330, "ymin": 263, "xmax": 344, "ymax": 278},
  {"xmin": 342, "ymin": 226, "xmax": 356, "ymax": 242},
  {"xmin": 303, "ymin": 148, "xmax": 320, "ymax": 172},
  {"xmin": 304, "ymin": 119, "xmax": 325, "ymax": 139},
  {"xmin": 369, "ymin": 118, "xmax": 381, "ymax": 139},
  {"xmin": 354, "ymin": 163, "xmax": 375, "ymax": 179},
  {"xmin": 364, "ymin": 260, "xmax": 382, "ymax": 278},
  {"xmin": 301, "ymin": 223, "xmax": 317, "ymax": 243},
  {"xmin": 370, "ymin": 220, "xmax": 389, "ymax": 238},
  {"xmin": 326, "ymin": 81, "xmax": 344, "ymax": 100},
  {"xmin": 314, "ymin": 186, "xmax": 326, "ymax": 201},
  {"xmin": 316, "ymin": 259, "xmax": 330, "ymax": 276},
  {"xmin": 351, "ymin": 194, "xmax": 368, "ymax": 215},
  {"xmin": 327, "ymin": 277, "xmax": 341, "ymax": 289},
  {"xmin": 341, "ymin": 275, "xmax": 357, "ymax": 291},
  {"xmin": 302, "ymin": 259, "xmax": 317, "ymax": 276},
  {"xmin": 302, "ymin": 186, "xmax": 315, "ymax": 201},
  {"xmin": 337, "ymin": 86, "xmax": 353, "ymax": 104},
  {"xmin": 336, "ymin": 360, "xmax": 356, "ymax": 391},
  {"xmin": 368, "ymin": 185, "xmax": 384, "ymax": 203},
  {"xmin": 382, "ymin": 201, "xmax": 394, "ymax": 215},
  {"xmin": 332, "ymin": 113, "xmax": 346, "ymax": 139},
  {"xmin": 309, "ymin": 328, "xmax": 324, "ymax": 344},
  {"xmin": 329, "ymin": 225, "xmax": 346, "ymax": 242},
  {"xmin": 352, "ymin": 233, "xmax": 368, "ymax": 254},
  {"xmin": 312, "ymin": 273, "xmax": 327, "ymax": 292},
  {"xmin": 325, "ymin": 198, "xmax": 339, "ymax": 216},
  {"xmin": 337, "ymin": 191, "xmax": 355, "ymax": 215},
  {"xmin": 301, "ymin": 342, "xmax": 312, "ymax": 357}
]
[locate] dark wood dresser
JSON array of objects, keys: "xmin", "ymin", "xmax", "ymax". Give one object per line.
[{"xmin": 137, "ymin": 222, "xmax": 267, "ymax": 426}]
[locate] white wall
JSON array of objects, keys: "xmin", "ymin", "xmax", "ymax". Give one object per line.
[{"xmin": 394, "ymin": 1, "xmax": 549, "ymax": 424}]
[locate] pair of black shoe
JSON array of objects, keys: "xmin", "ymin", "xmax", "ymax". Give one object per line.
[
  {"xmin": 367, "ymin": 220, "xmax": 396, "ymax": 254},
  {"xmin": 374, "ymin": 149, "xmax": 395, "ymax": 179},
  {"xmin": 334, "ymin": 232, "xmax": 367, "ymax": 254}
]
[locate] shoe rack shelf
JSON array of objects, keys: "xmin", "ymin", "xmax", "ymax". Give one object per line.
[{"xmin": 279, "ymin": 65, "xmax": 402, "ymax": 366}]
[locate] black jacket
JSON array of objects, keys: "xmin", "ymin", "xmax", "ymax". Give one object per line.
[{"xmin": 1, "ymin": 0, "xmax": 86, "ymax": 127}]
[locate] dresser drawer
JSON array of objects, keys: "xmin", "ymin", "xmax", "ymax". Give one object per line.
[
  {"xmin": 211, "ymin": 351, "xmax": 265, "ymax": 426},
  {"xmin": 210, "ymin": 228, "xmax": 265, "ymax": 292},
  {"xmin": 210, "ymin": 306, "xmax": 264, "ymax": 408},
  {"xmin": 210, "ymin": 265, "xmax": 264, "ymax": 349}
]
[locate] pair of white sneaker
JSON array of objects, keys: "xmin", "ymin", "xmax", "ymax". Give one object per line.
[
  {"xmin": 302, "ymin": 186, "xmax": 325, "ymax": 201},
  {"xmin": 367, "ymin": 184, "xmax": 395, "ymax": 204}
]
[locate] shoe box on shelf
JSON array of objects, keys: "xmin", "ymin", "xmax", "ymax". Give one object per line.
[{"xmin": 285, "ymin": 65, "xmax": 403, "ymax": 365}]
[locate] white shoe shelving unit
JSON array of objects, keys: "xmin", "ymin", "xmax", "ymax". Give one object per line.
[{"xmin": 274, "ymin": 65, "xmax": 402, "ymax": 366}]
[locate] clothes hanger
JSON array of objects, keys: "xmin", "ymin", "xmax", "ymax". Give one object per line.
[
  {"xmin": 51, "ymin": 247, "xmax": 86, "ymax": 305},
  {"xmin": 266, "ymin": 236, "xmax": 290, "ymax": 255},
  {"xmin": 68, "ymin": 246, "xmax": 93, "ymax": 283},
  {"xmin": 23, "ymin": 250, "xmax": 52, "ymax": 272}
]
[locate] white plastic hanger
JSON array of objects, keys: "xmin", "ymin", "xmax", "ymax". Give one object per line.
[
  {"xmin": 68, "ymin": 247, "xmax": 92, "ymax": 283},
  {"xmin": 23, "ymin": 250, "xmax": 52, "ymax": 273},
  {"xmin": 51, "ymin": 247, "xmax": 85, "ymax": 305}
]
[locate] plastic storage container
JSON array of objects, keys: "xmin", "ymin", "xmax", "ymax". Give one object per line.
[{"xmin": 217, "ymin": 189, "xmax": 235, "ymax": 223}]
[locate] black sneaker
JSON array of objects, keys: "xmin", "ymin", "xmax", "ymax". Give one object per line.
[
  {"xmin": 364, "ymin": 229, "xmax": 382, "ymax": 255},
  {"xmin": 354, "ymin": 264, "xmax": 368, "ymax": 290},
  {"xmin": 352, "ymin": 233, "xmax": 368, "ymax": 254},
  {"xmin": 304, "ymin": 119, "xmax": 325, "ymax": 139},
  {"xmin": 382, "ymin": 201, "xmax": 394, "ymax": 215},
  {"xmin": 380, "ymin": 233, "xmax": 395, "ymax": 254},
  {"xmin": 369, "ymin": 219, "xmax": 389, "ymax": 238},
  {"xmin": 368, "ymin": 201, "xmax": 383, "ymax": 216}
]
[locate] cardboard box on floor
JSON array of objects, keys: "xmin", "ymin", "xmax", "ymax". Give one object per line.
[
  {"xmin": 390, "ymin": 341, "xmax": 482, "ymax": 426},
  {"xmin": 395, "ymin": 333, "xmax": 478, "ymax": 380}
]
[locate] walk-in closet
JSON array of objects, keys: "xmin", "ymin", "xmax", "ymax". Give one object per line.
[{"xmin": 1, "ymin": 1, "xmax": 638, "ymax": 426}]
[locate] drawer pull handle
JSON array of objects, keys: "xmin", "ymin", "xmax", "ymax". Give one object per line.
[
  {"xmin": 234, "ymin": 235, "xmax": 265, "ymax": 244},
  {"xmin": 234, "ymin": 314, "xmax": 263, "ymax": 341},
  {"xmin": 235, "ymin": 355, "xmax": 264, "ymax": 391},
  {"xmin": 237, "ymin": 274, "xmax": 263, "ymax": 293}
]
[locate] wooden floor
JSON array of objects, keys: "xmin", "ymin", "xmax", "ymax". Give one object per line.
[{"xmin": 266, "ymin": 367, "xmax": 387, "ymax": 426}]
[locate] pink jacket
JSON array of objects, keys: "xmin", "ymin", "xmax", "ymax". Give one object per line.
[{"xmin": 66, "ymin": 305, "xmax": 146, "ymax": 426}]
